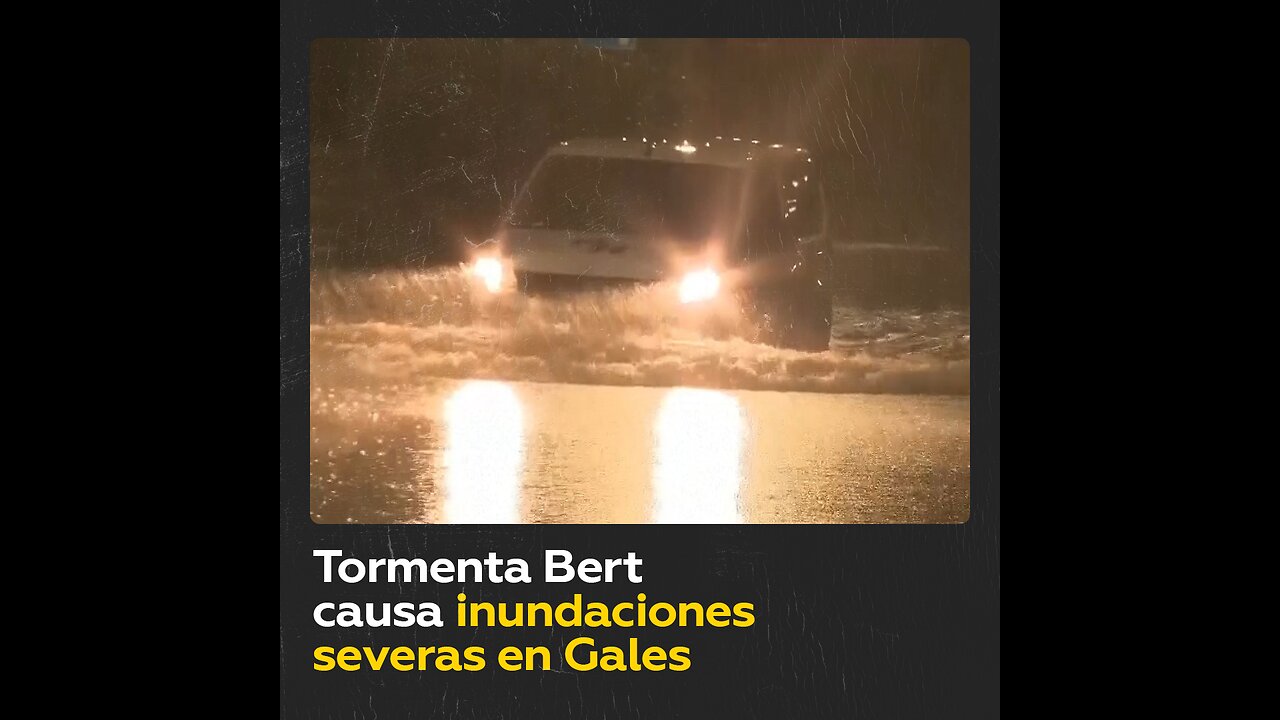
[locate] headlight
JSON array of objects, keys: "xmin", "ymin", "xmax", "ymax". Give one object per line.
[
  {"xmin": 472, "ymin": 257, "xmax": 505, "ymax": 293},
  {"xmin": 678, "ymin": 268, "xmax": 720, "ymax": 304}
]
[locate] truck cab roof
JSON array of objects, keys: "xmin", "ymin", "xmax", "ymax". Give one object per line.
[{"xmin": 548, "ymin": 136, "xmax": 813, "ymax": 170}]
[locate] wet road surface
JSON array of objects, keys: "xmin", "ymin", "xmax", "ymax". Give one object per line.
[
  {"xmin": 309, "ymin": 267, "xmax": 970, "ymax": 524},
  {"xmin": 310, "ymin": 378, "xmax": 968, "ymax": 524}
]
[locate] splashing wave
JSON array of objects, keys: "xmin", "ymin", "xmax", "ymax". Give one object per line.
[{"xmin": 311, "ymin": 268, "xmax": 969, "ymax": 395}]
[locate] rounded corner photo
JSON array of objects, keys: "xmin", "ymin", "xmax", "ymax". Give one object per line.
[{"xmin": 309, "ymin": 38, "xmax": 970, "ymax": 525}]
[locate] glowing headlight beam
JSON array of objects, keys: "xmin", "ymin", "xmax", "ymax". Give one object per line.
[
  {"xmin": 472, "ymin": 257, "xmax": 504, "ymax": 293},
  {"xmin": 441, "ymin": 381, "xmax": 523, "ymax": 523},
  {"xmin": 652, "ymin": 388, "xmax": 745, "ymax": 524},
  {"xmin": 678, "ymin": 268, "xmax": 720, "ymax": 304}
]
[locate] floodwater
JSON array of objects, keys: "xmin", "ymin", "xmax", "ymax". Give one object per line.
[
  {"xmin": 310, "ymin": 267, "xmax": 970, "ymax": 524},
  {"xmin": 310, "ymin": 378, "xmax": 968, "ymax": 524}
]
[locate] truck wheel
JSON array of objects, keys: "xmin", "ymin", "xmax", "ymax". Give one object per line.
[{"xmin": 748, "ymin": 281, "xmax": 832, "ymax": 352}]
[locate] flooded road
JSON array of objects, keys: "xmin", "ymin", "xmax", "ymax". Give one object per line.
[
  {"xmin": 310, "ymin": 267, "xmax": 970, "ymax": 395},
  {"xmin": 310, "ymin": 379, "xmax": 968, "ymax": 524},
  {"xmin": 310, "ymin": 267, "xmax": 969, "ymax": 524}
]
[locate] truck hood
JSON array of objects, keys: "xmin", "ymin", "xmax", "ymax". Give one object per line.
[{"xmin": 502, "ymin": 227, "xmax": 682, "ymax": 282}]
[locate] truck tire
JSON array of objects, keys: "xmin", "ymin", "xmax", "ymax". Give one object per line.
[{"xmin": 747, "ymin": 279, "xmax": 832, "ymax": 352}]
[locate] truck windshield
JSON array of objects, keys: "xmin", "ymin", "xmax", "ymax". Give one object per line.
[{"xmin": 508, "ymin": 155, "xmax": 743, "ymax": 241}]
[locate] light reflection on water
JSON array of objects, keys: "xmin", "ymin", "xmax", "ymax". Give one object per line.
[
  {"xmin": 317, "ymin": 380, "xmax": 968, "ymax": 524},
  {"xmin": 440, "ymin": 381, "xmax": 524, "ymax": 523},
  {"xmin": 652, "ymin": 388, "xmax": 746, "ymax": 523}
]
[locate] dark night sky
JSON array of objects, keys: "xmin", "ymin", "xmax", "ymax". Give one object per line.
[{"xmin": 310, "ymin": 39, "xmax": 969, "ymax": 269}]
